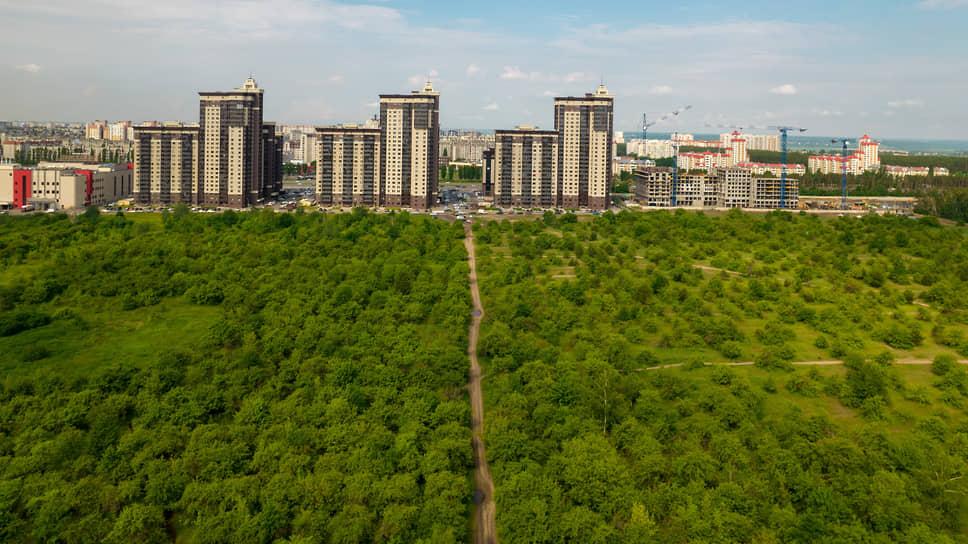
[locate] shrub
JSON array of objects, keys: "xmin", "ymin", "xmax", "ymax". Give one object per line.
[
  {"xmin": 933, "ymin": 354, "xmax": 958, "ymax": 376},
  {"xmin": 21, "ymin": 344, "xmax": 50, "ymax": 362},
  {"xmin": 0, "ymin": 309, "xmax": 51, "ymax": 337},
  {"xmin": 873, "ymin": 350, "xmax": 896, "ymax": 367},
  {"xmin": 718, "ymin": 341, "xmax": 743, "ymax": 360},
  {"xmin": 755, "ymin": 348, "xmax": 793, "ymax": 372},
  {"xmin": 710, "ymin": 366, "xmax": 734, "ymax": 385},
  {"xmin": 860, "ymin": 396, "xmax": 887, "ymax": 420}
]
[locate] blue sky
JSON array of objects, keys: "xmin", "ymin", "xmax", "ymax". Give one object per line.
[{"xmin": 2, "ymin": 0, "xmax": 967, "ymax": 139}]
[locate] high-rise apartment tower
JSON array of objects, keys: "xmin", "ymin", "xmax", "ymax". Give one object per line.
[
  {"xmin": 379, "ymin": 82, "xmax": 440, "ymax": 208},
  {"xmin": 132, "ymin": 123, "xmax": 201, "ymax": 205},
  {"xmin": 199, "ymin": 77, "xmax": 264, "ymax": 207},
  {"xmin": 494, "ymin": 127, "xmax": 559, "ymax": 207},
  {"xmin": 316, "ymin": 124, "xmax": 382, "ymax": 207},
  {"xmin": 554, "ymin": 84, "xmax": 614, "ymax": 210}
]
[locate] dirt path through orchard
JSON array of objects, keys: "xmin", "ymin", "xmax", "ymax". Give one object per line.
[{"xmin": 464, "ymin": 223, "xmax": 498, "ymax": 544}]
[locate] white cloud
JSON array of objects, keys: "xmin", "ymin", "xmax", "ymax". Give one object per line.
[
  {"xmin": 328, "ymin": 75, "xmax": 344, "ymax": 84},
  {"xmin": 649, "ymin": 85, "xmax": 673, "ymax": 95},
  {"xmin": 0, "ymin": 0, "xmax": 405, "ymax": 39},
  {"xmin": 564, "ymin": 72, "xmax": 592, "ymax": 83},
  {"xmin": 499, "ymin": 66, "xmax": 529, "ymax": 80},
  {"xmin": 550, "ymin": 20, "xmax": 826, "ymax": 55},
  {"xmin": 407, "ymin": 70, "xmax": 438, "ymax": 86},
  {"xmin": 466, "ymin": 64, "xmax": 481, "ymax": 77},
  {"xmin": 918, "ymin": 0, "xmax": 968, "ymax": 8},
  {"xmin": 770, "ymin": 84, "xmax": 798, "ymax": 95},
  {"xmin": 483, "ymin": 103, "xmax": 499, "ymax": 111},
  {"xmin": 887, "ymin": 98, "xmax": 923, "ymax": 108},
  {"xmin": 812, "ymin": 108, "xmax": 843, "ymax": 117},
  {"xmin": 16, "ymin": 63, "xmax": 41, "ymax": 73},
  {"xmin": 542, "ymin": 90, "xmax": 558, "ymax": 97}
]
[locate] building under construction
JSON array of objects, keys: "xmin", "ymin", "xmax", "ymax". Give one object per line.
[{"xmin": 634, "ymin": 167, "xmax": 798, "ymax": 209}]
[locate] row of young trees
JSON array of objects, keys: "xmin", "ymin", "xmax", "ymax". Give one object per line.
[
  {"xmin": 473, "ymin": 210, "xmax": 968, "ymax": 542},
  {"xmin": 0, "ymin": 209, "xmax": 474, "ymax": 542},
  {"xmin": 283, "ymin": 161, "xmax": 315, "ymax": 176},
  {"xmin": 438, "ymin": 164, "xmax": 482, "ymax": 182}
]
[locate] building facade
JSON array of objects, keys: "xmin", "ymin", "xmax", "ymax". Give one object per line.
[
  {"xmin": 625, "ymin": 138, "xmax": 675, "ymax": 159},
  {"xmin": 262, "ymin": 123, "xmax": 283, "ymax": 197},
  {"xmin": 493, "ymin": 127, "xmax": 559, "ymax": 207},
  {"xmin": 129, "ymin": 78, "xmax": 279, "ymax": 208},
  {"xmin": 315, "ymin": 125, "xmax": 382, "ymax": 207},
  {"xmin": 634, "ymin": 166, "xmax": 798, "ymax": 209},
  {"xmin": 439, "ymin": 135, "xmax": 494, "ymax": 162},
  {"xmin": 808, "ymin": 135, "xmax": 881, "ymax": 175},
  {"xmin": 720, "ymin": 132, "xmax": 780, "ymax": 152},
  {"xmin": 634, "ymin": 168, "xmax": 720, "ymax": 208},
  {"xmin": 482, "ymin": 148, "xmax": 495, "ymax": 197},
  {"xmin": 554, "ymin": 84, "xmax": 614, "ymax": 210},
  {"xmin": 0, "ymin": 163, "xmax": 132, "ymax": 210},
  {"xmin": 299, "ymin": 132, "xmax": 318, "ymax": 165},
  {"xmin": 199, "ymin": 77, "xmax": 265, "ymax": 207},
  {"xmin": 379, "ymin": 82, "xmax": 440, "ymax": 208},
  {"xmin": 678, "ymin": 151, "xmax": 732, "ymax": 171},
  {"xmin": 132, "ymin": 124, "xmax": 201, "ymax": 205}
]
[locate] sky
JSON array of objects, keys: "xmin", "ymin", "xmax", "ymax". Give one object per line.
[{"xmin": 2, "ymin": 0, "xmax": 967, "ymax": 140}]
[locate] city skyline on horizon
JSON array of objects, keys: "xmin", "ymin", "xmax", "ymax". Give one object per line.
[{"xmin": 2, "ymin": 0, "xmax": 967, "ymax": 140}]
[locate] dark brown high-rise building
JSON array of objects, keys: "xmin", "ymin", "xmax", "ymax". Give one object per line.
[
  {"xmin": 494, "ymin": 128, "xmax": 558, "ymax": 207},
  {"xmin": 262, "ymin": 122, "xmax": 283, "ymax": 198},
  {"xmin": 199, "ymin": 77, "xmax": 264, "ymax": 207},
  {"xmin": 132, "ymin": 123, "xmax": 201, "ymax": 205},
  {"xmin": 482, "ymin": 147, "xmax": 495, "ymax": 197},
  {"xmin": 378, "ymin": 82, "xmax": 439, "ymax": 208},
  {"xmin": 315, "ymin": 125, "xmax": 381, "ymax": 207}
]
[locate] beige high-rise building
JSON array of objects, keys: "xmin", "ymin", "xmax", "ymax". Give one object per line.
[
  {"xmin": 554, "ymin": 84, "xmax": 614, "ymax": 210},
  {"xmin": 299, "ymin": 132, "xmax": 318, "ymax": 165},
  {"xmin": 315, "ymin": 125, "xmax": 381, "ymax": 207},
  {"xmin": 494, "ymin": 127, "xmax": 558, "ymax": 208},
  {"xmin": 133, "ymin": 123, "xmax": 201, "ymax": 205},
  {"xmin": 728, "ymin": 131, "xmax": 749, "ymax": 165},
  {"xmin": 110, "ymin": 121, "xmax": 131, "ymax": 141},
  {"xmin": 379, "ymin": 82, "xmax": 440, "ymax": 209},
  {"xmin": 199, "ymin": 77, "xmax": 264, "ymax": 207}
]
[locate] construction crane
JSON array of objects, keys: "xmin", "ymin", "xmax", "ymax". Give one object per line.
[
  {"xmin": 767, "ymin": 126, "xmax": 807, "ymax": 210},
  {"xmin": 671, "ymin": 130, "xmax": 682, "ymax": 206},
  {"xmin": 668, "ymin": 110, "xmax": 693, "ymax": 207},
  {"xmin": 642, "ymin": 105, "xmax": 692, "ymax": 140},
  {"xmin": 831, "ymin": 139, "xmax": 850, "ymax": 210}
]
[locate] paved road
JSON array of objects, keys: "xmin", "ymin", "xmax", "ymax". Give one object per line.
[{"xmin": 464, "ymin": 223, "xmax": 498, "ymax": 544}]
